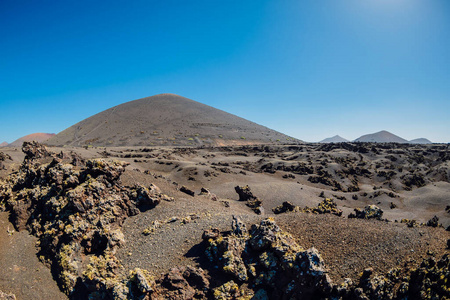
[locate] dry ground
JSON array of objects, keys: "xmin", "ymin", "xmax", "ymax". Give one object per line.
[{"xmin": 0, "ymin": 142, "xmax": 449, "ymax": 298}]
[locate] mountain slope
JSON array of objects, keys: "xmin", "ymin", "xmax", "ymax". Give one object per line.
[
  {"xmin": 7, "ymin": 133, "xmax": 55, "ymax": 147},
  {"xmin": 0, "ymin": 142, "xmax": 8, "ymax": 147},
  {"xmin": 319, "ymin": 135, "xmax": 349, "ymax": 143},
  {"xmin": 409, "ymin": 138, "xmax": 432, "ymax": 144},
  {"xmin": 354, "ymin": 130, "xmax": 408, "ymax": 143},
  {"xmin": 47, "ymin": 93, "xmax": 299, "ymax": 147}
]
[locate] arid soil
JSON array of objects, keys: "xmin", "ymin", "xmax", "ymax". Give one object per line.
[{"xmin": 0, "ymin": 142, "xmax": 448, "ymax": 299}]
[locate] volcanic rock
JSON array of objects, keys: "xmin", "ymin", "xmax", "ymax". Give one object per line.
[
  {"xmin": 349, "ymin": 205, "xmax": 384, "ymax": 220},
  {"xmin": 234, "ymin": 185, "xmax": 263, "ymax": 214}
]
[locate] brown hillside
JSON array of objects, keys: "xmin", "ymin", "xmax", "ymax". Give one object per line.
[
  {"xmin": 7, "ymin": 133, "xmax": 55, "ymax": 147},
  {"xmin": 47, "ymin": 93, "xmax": 299, "ymax": 147},
  {"xmin": 354, "ymin": 130, "xmax": 408, "ymax": 143}
]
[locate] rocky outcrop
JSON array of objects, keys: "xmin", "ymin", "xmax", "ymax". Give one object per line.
[
  {"xmin": 272, "ymin": 201, "xmax": 298, "ymax": 214},
  {"xmin": 0, "ymin": 142, "xmax": 171, "ymax": 298},
  {"xmin": 272, "ymin": 198, "xmax": 343, "ymax": 216},
  {"xmin": 302, "ymin": 198, "xmax": 343, "ymax": 216},
  {"xmin": 349, "ymin": 205, "xmax": 384, "ymax": 220},
  {"xmin": 234, "ymin": 185, "xmax": 264, "ymax": 214},
  {"xmin": 0, "ymin": 152, "xmax": 12, "ymax": 170},
  {"xmin": 426, "ymin": 215, "xmax": 442, "ymax": 228},
  {"xmin": 205, "ymin": 217, "xmax": 450, "ymax": 300},
  {"xmin": 205, "ymin": 217, "xmax": 332, "ymax": 299},
  {"xmin": 22, "ymin": 141, "xmax": 52, "ymax": 160}
]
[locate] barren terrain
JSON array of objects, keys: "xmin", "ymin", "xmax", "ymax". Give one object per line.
[{"xmin": 0, "ymin": 142, "xmax": 448, "ymax": 299}]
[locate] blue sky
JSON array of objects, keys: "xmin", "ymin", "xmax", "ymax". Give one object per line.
[{"xmin": 1, "ymin": 0, "xmax": 449, "ymax": 143}]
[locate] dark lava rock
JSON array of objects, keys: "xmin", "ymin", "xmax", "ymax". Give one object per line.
[
  {"xmin": 205, "ymin": 217, "xmax": 332, "ymax": 299},
  {"xmin": 349, "ymin": 205, "xmax": 383, "ymax": 220},
  {"xmin": 272, "ymin": 201, "xmax": 298, "ymax": 214},
  {"xmin": 0, "ymin": 152, "xmax": 12, "ymax": 170},
  {"xmin": 22, "ymin": 141, "xmax": 52, "ymax": 160},
  {"xmin": 426, "ymin": 215, "xmax": 441, "ymax": 228},
  {"xmin": 234, "ymin": 185, "xmax": 263, "ymax": 214},
  {"xmin": 180, "ymin": 185, "xmax": 195, "ymax": 197},
  {"xmin": 206, "ymin": 217, "xmax": 450, "ymax": 300},
  {"xmin": 0, "ymin": 143, "xmax": 171, "ymax": 298}
]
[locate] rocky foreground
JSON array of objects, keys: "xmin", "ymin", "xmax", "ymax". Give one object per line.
[{"xmin": 0, "ymin": 142, "xmax": 449, "ymax": 299}]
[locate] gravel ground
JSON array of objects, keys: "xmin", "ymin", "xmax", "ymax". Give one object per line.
[{"xmin": 0, "ymin": 213, "xmax": 67, "ymax": 300}]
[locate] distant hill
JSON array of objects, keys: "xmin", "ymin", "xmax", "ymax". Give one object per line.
[
  {"xmin": 409, "ymin": 138, "xmax": 432, "ymax": 144},
  {"xmin": 0, "ymin": 142, "xmax": 8, "ymax": 147},
  {"xmin": 7, "ymin": 133, "xmax": 55, "ymax": 147},
  {"xmin": 319, "ymin": 135, "xmax": 349, "ymax": 143},
  {"xmin": 354, "ymin": 130, "xmax": 408, "ymax": 143},
  {"xmin": 47, "ymin": 93, "xmax": 300, "ymax": 147}
]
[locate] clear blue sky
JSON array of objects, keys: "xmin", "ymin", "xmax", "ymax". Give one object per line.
[{"xmin": 1, "ymin": 0, "xmax": 449, "ymax": 143}]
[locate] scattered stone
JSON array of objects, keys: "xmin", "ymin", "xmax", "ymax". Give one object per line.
[
  {"xmin": 167, "ymin": 216, "xmax": 179, "ymax": 223},
  {"xmin": 231, "ymin": 215, "xmax": 248, "ymax": 236},
  {"xmin": 0, "ymin": 152, "xmax": 12, "ymax": 170},
  {"xmin": 282, "ymin": 173, "xmax": 295, "ymax": 179},
  {"xmin": 142, "ymin": 220, "xmax": 162, "ymax": 235},
  {"xmin": 426, "ymin": 215, "xmax": 441, "ymax": 228},
  {"xmin": 199, "ymin": 187, "xmax": 218, "ymax": 201},
  {"xmin": 234, "ymin": 185, "xmax": 263, "ymax": 214},
  {"xmin": 199, "ymin": 187, "xmax": 210, "ymax": 195},
  {"xmin": 305, "ymin": 198, "xmax": 343, "ymax": 216},
  {"xmin": 401, "ymin": 219, "xmax": 420, "ymax": 228},
  {"xmin": 0, "ymin": 290, "xmax": 16, "ymax": 300},
  {"xmin": 180, "ymin": 185, "xmax": 195, "ymax": 197},
  {"xmin": 202, "ymin": 228, "xmax": 220, "ymax": 240},
  {"xmin": 272, "ymin": 201, "xmax": 298, "ymax": 214},
  {"xmin": 181, "ymin": 214, "xmax": 200, "ymax": 224}
]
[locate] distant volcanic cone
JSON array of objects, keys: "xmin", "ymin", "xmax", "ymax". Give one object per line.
[{"xmin": 47, "ymin": 93, "xmax": 299, "ymax": 147}]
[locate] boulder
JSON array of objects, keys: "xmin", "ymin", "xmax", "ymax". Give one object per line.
[
  {"xmin": 349, "ymin": 205, "xmax": 383, "ymax": 220},
  {"xmin": 180, "ymin": 185, "xmax": 195, "ymax": 197},
  {"xmin": 234, "ymin": 185, "xmax": 263, "ymax": 214}
]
